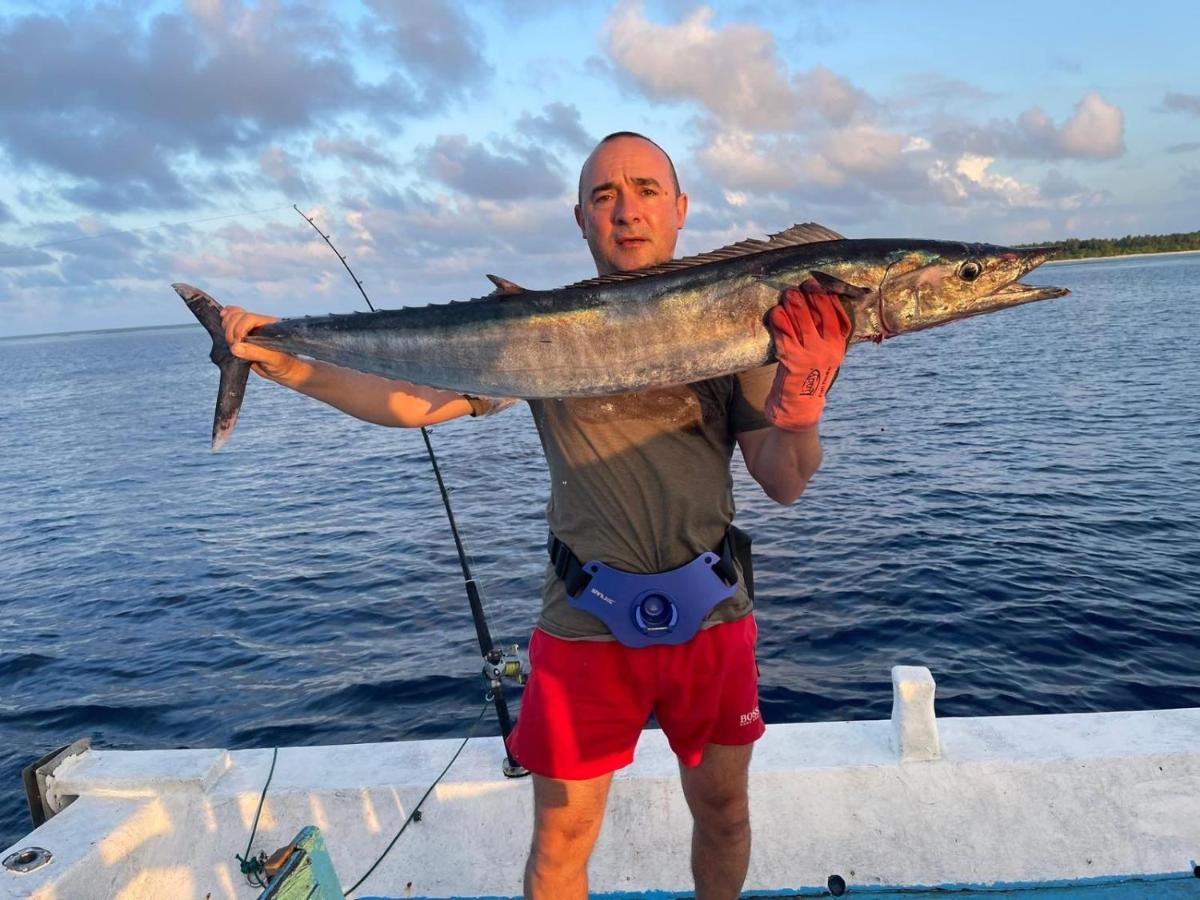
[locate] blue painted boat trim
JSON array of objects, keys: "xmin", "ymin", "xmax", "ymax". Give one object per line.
[{"xmin": 358, "ymin": 866, "xmax": 1200, "ymax": 899}]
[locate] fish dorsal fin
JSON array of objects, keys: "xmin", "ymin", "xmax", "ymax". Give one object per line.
[
  {"xmin": 766, "ymin": 223, "xmax": 844, "ymax": 244},
  {"xmin": 562, "ymin": 222, "xmax": 846, "ymax": 290},
  {"xmin": 486, "ymin": 273, "xmax": 527, "ymax": 295}
]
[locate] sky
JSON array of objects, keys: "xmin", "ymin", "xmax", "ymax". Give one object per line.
[{"xmin": 0, "ymin": 0, "xmax": 1197, "ymax": 336}]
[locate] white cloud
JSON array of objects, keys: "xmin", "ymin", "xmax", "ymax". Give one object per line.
[
  {"xmin": 313, "ymin": 135, "xmax": 397, "ymax": 170},
  {"xmin": 924, "ymin": 159, "xmax": 970, "ymax": 205},
  {"xmin": 260, "ymin": 146, "xmax": 312, "ymax": 199},
  {"xmin": 598, "ymin": 2, "xmax": 1122, "ymax": 223},
  {"xmin": 516, "ymin": 103, "xmax": 595, "ymax": 154},
  {"xmin": 938, "ymin": 93, "xmax": 1125, "ymax": 161},
  {"xmin": 1056, "ymin": 93, "xmax": 1125, "ymax": 159},
  {"xmin": 697, "ymin": 124, "xmax": 937, "ymax": 197},
  {"xmin": 953, "ymin": 155, "xmax": 1038, "ymax": 205},
  {"xmin": 932, "ymin": 155, "xmax": 1108, "ymax": 211},
  {"xmin": 817, "ymin": 125, "xmax": 908, "ymax": 177},
  {"xmin": 691, "ymin": 121, "xmax": 1113, "ymax": 222},
  {"xmin": 793, "ymin": 66, "xmax": 870, "ymax": 128},
  {"xmin": 605, "ymin": 2, "xmax": 867, "ymax": 132},
  {"xmin": 0, "ymin": 1, "xmax": 493, "ymax": 216},
  {"xmin": 695, "ymin": 130, "xmax": 805, "ymax": 191},
  {"xmin": 344, "ymin": 210, "xmax": 374, "ymax": 246},
  {"xmin": 417, "ymin": 135, "xmax": 567, "ymax": 201}
]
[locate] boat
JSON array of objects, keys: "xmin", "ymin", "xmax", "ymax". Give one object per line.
[{"xmin": 3, "ymin": 665, "xmax": 1198, "ymax": 898}]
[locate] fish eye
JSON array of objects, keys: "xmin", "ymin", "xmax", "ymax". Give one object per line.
[{"xmin": 958, "ymin": 260, "xmax": 984, "ymax": 282}]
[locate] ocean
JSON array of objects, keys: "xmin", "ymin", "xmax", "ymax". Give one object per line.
[{"xmin": 2, "ymin": 253, "xmax": 1198, "ymax": 850}]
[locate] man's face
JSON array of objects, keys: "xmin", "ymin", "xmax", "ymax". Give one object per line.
[{"xmin": 574, "ymin": 137, "xmax": 688, "ymax": 275}]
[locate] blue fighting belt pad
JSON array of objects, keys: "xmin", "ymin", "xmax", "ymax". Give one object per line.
[{"xmin": 567, "ymin": 552, "xmax": 738, "ymax": 649}]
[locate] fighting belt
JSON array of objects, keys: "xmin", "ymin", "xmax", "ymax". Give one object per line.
[{"xmin": 547, "ymin": 527, "xmax": 752, "ymax": 649}]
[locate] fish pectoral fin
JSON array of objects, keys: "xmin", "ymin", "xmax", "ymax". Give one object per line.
[
  {"xmin": 807, "ymin": 270, "xmax": 873, "ymax": 299},
  {"xmin": 486, "ymin": 274, "xmax": 527, "ymax": 295}
]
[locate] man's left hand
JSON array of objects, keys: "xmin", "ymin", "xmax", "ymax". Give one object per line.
[{"xmin": 764, "ymin": 277, "xmax": 854, "ymax": 431}]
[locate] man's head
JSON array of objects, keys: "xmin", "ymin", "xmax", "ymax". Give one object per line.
[{"xmin": 575, "ymin": 132, "xmax": 688, "ymax": 276}]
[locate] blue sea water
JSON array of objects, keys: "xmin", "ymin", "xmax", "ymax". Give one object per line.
[{"xmin": 1, "ymin": 253, "xmax": 1198, "ymax": 850}]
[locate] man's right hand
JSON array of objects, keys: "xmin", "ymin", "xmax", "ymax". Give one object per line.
[{"xmin": 220, "ymin": 306, "xmax": 299, "ymax": 384}]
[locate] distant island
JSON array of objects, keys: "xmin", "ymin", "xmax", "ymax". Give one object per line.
[{"xmin": 1019, "ymin": 230, "xmax": 1200, "ymax": 260}]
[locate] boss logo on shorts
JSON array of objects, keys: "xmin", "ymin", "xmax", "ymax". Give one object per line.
[{"xmin": 739, "ymin": 706, "xmax": 761, "ymax": 728}]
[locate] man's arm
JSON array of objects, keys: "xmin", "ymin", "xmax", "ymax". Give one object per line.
[
  {"xmin": 222, "ymin": 305, "xmax": 475, "ymax": 428},
  {"xmin": 736, "ymin": 426, "xmax": 822, "ymax": 505}
]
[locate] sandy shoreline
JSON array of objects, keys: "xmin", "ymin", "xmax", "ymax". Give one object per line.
[{"xmin": 1044, "ymin": 248, "xmax": 1200, "ymax": 265}]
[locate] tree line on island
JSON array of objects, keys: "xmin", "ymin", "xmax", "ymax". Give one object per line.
[{"xmin": 1018, "ymin": 230, "xmax": 1200, "ymax": 259}]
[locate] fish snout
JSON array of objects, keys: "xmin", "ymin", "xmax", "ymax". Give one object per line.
[{"xmin": 1012, "ymin": 246, "xmax": 1055, "ymax": 274}]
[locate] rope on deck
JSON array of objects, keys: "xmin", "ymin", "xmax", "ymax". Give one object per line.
[
  {"xmin": 342, "ymin": 696, "xmax": 492, "ymax": 897},
  {"xmin": 236, "ymin": 746, "xmax": 280, "ymax": 889}
]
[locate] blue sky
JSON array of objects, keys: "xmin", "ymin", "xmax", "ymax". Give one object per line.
[{"xmin": 0, "ymin": 0, "xmax": 1197, "ymax": 336}]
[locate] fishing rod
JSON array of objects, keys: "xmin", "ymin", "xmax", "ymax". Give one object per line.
[{"xmin": 293, "ymin": 204, "xmax": 528, "ymax": 778}]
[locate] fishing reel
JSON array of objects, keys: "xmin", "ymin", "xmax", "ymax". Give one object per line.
[{"xmin": 483, "ymin": 644, "xmax": 528, "ymax": 689}]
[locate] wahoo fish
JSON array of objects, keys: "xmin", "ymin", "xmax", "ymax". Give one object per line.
[{"xmin": 176, "ymin": 223, "xmax": 1068, "ymax": 449}]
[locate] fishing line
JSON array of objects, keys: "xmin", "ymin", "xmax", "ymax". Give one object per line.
[
  {"xmin": 0, "ymin": 204, "xmax": 295, "ymax": 259},
  {"xmin": 233, "ymin": 699, "xmax": 492, "ymax": 896},
  {"xmin": 292, "ymin": 204, "xmax": 527, "ymax": 770},
  {"xmin": 341, "ymin": 696, "xmax": 492, "ymax": 897},
  {"xmin": 223, "ymin": 208, "xmax": 529, "ymax": 895},
  {"xmin": 292, "ymin": 204, "xmax": 501, "ymax": 626},
  {"xmin": 292, "ymin": 204, "xmax": 375, "ymax": 312}
]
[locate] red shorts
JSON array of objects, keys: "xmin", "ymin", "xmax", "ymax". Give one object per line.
[{"xmin": 506, "ymin": 614, "xmax": 764, "ymax": 780}]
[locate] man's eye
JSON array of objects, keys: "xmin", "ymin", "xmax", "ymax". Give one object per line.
[{"xmin": 641, "ymin": 188, "xmax": 658, "ymax": 196}]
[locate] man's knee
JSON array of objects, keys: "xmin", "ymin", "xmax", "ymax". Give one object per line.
[
  {"xmin": 690, "ymin": 789, "xmax": 751, "ymax": 840},
  {"xmin": 531, "ymin": 809, "xmax": 605, "ymax": 853},
  {"xmin": 680, "ymin": 743, "xmax": 753, "ymax": 838},
  {"xmin": 529, "ymin": 773, "xmax": 613, "ymax": 862}
]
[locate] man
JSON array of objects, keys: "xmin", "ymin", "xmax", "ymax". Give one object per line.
[{"xmin": 222, "ymin": 132, "xmax": 851, "ymax": 900}]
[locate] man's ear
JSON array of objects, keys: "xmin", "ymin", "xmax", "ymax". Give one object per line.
[
  {"xmin": 574, "ymin": 204, "xmax": 586, "ymax": 237},
  {"xmin": 675, "ymin": 192, "xmax": 688, "ymax": 230}
]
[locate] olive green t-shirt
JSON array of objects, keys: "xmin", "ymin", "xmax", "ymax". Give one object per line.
[{"xmin": 525, "ymin": 364, "xmax": 777, "ymax": 640}]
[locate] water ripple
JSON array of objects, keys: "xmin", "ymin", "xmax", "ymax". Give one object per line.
[{"xmin": 1, "ymin": 255, "xmax": 1199, "ymax": 847}]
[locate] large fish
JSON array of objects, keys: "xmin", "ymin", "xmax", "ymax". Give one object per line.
[{"xmin": 176, "ymin": 223, "xmax": 1068, "ymax": 449}]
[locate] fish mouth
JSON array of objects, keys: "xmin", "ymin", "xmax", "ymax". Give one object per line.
[
  {"xmin": 978, "ymin": 245, "xmax": 1068, "ymax": 310},
  {"xmin": 988, "ymin": 281, "xmax": 1071, "ymax": 304}
]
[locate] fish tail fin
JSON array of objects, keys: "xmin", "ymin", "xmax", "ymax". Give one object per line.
[{"xmin": 172, "ymin": 283, "xmax": 251, "ymax": 452}]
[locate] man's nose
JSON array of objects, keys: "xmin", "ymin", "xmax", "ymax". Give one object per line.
[{"xmin": 612, "ymin": 192, "xmax": 642, "ymax": 223}]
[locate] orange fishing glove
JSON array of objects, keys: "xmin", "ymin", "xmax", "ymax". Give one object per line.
[{"xmin": 764, "ymin": 277, "xmax": 854, "ymax": 431}]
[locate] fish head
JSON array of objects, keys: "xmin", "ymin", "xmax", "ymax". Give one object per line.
[{"xmin": 872, "ymin": 242, "xmax": 1068, "ymax": 338}]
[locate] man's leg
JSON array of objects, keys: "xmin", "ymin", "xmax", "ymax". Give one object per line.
[
  {"xmin": 678, "ymin": 742, "xmax": 754, "ymax": 900},
  {"xmin": 524, "ymin": 771, "xmax": 614, "ymax": 900}
]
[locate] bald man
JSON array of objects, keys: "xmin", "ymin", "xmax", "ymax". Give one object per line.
[{"xmin": 222, "ymin": 132, "xmax": 851, "ymax": 900}]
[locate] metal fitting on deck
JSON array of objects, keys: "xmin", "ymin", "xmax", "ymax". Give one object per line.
[{"xmin": 3, "ymin": 847, "xmax": 52, "ymax": 874}]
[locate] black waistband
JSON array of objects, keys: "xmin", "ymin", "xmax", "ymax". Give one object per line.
[{"xmin": 547, "ymin": 529, "xmax": 743, "ymax": 599}]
